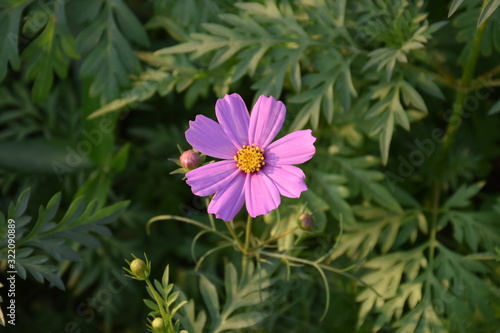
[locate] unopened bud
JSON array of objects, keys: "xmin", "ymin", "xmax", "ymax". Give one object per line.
[
  {"xmin": 152, "ymin": 317, "xmax": 164, "ymax": 332},
  {"xmin": 299, "ymin": 213, "xmax": 314, "ymax": 230},
  {"xmin": 130, "ymin": 258, "xmax": 148, "ymax": 280},
  {"xmin": 180, "ymin": 150, "xmax": 200, "ymax": 170}
]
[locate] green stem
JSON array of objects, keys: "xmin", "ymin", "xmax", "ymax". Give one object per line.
[
  {"xmin": 147, "ymin": 214, "xmax": 233, "ymax": 243},
  {"xmin": 205, "ymin": 198, "xmax": 216, "ymax": 231},
  {"xmin": 244, "ymin": 215, "xmax": 253, "ymax": 253},
  {"xmin": 427, "ymin": 183, "xmax": 440, "ymax": 272},
  {"xmin": 241, "ymin": 215, "xmax": 253, "ymax": 276},
  {"xmin": 258, "ymin": 228, "xmax": 296, "ymax": 247},
  {"xmin": 145, "ymin": 277, "xmax": 172, "ymax": 331},
  {"xmin": 442, "ymin": 1, "xmax": 489, "ymax": 154},
  {"xmin": 224, "ymin": 220, "xmax": 246, "ymax": 253},
  {"xmin": 428, "ymin": 7, "xmax": 490, "ymax": 281},
  {"xmin": 147, "ymin": 215, "xmax": 211, "ymax": 233},
  {"xmin": 428, "ymin": 0, "xmax": 489, "ymax": 288},
  {"xmin": 259, "ymin": 250, "xmax": 383, "ymax": 299}
]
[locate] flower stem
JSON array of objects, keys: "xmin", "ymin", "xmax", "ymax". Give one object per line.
[
  {"xmin": 241, "ymin": 215, "xmax": 253, "ymax": 276},
  {"xmin": 442, "ymin": 1, "xmax": 489, "ymax": 154},
  {"xmin": 205, "ymin": 198, "xmax": 216, "ymax": 231},
  {"xmin": 225, "ymin": 220, "xmax": 246, "ymax": 253},
  {"xmin": 427, "ymin": 182, "xmax": 440, "ymax": 274},
  {"xmin": 428, "ymin": 1, "xmax": 489, "ymax": 285},
  {"xmin": 259, "ymin": 228, "xmax": 296, "ymax": 247},
  {"xmin": 145, "ymin": 277, "xmax": 172, "ymax": 332},
  {"xmin": 148, "ymin": 214, "xmax": 234, "ymax": 243}
]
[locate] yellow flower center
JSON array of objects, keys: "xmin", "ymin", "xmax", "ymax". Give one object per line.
[{"xmin": 234, "ymin": 144, "xmax": 265, "ymax": 173}]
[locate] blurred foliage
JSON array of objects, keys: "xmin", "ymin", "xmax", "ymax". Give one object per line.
[{"xmin": 1, "ymin": 0, "xmax": 500, "ymax": 332}]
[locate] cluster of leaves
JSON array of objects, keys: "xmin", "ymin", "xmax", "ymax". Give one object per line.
[
  {"xmin": 330, "ymin": 182, "xmax": 500, "ymax": 331},
  {"xmin": 1, "ymin": 0, "xmax": 500, "ymax": 332},
  {"xmin": 91, "ymin": 0, "xmax": 445, "ymax": 165},
  {"xmin": 449, "ymin": 0, "xmax": 500, "ymax": 27},
  {"xmin": 0, "ymin": 188, "xmax": 128, "ymax": 328},
  {"xmin": 126, "ymin": 256, "xmax": 274, "ymax": 333},
  {"xmin": 126, "ymin": 0, "xmax": 499, "ymax": 332},
  {"xmin": 0, "ymin": 188, "xmax": 129, "ymax": 289},
  {"xmin": 0, "ymin": 0, "xmax": 148, "ymax": 103},
  {"xmin": 177, "ymin": 261, "xmax": 273, "ymax": 333}
]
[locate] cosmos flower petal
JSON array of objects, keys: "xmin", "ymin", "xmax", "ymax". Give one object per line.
[
  {"xmin": 208, "ymin": 173, "xmax": 246, "ymax": 221},
  {"xmin": 186, "ymin": 160, "xmax": 240, "ymax": 197},
  {"xmin": 263, "ymin": 164, "xmax": 307, "ymax": 198},
  {"xmin": 216, "ymin": 94, "xmax": 250, "ymax": 148},
  {"xmin": 245, "ymin": 172, "xmax": 281, "ymax": 218},
  {"xmin": 266, "ymin": 129, "xmax": 316, "ymax": 165},
  {"xmin": 248, "ymin": 95, "xmax": 286, "ymax": 149},
  {"xmin": 186, "ymin": 115, "xmax": 236, "ymax": 159}
]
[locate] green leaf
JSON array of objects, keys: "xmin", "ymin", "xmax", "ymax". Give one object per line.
[
  {"xmin": 0, "ymin": 0, "xmax": 32, "ymax": 82},
  {"xmin": 435, "ymin": 244, "xmax": 495, "ymax": 318},
  {"xmin": 154, "ymin": 0, "xmax": 310, "ymax": 102},
  {"xmin": 110, "ymin": 143, "xmax": 130, "ymax": 173},
  {"xmin": 217, "ymin": 312, "xmax": 262, "ymax": 331},
  {"xmin": 414, "ymin": 71, "xmax": 445, "ymax": 99},
  {"xmin": 356, "ymin": 249, "xmax": 426, "ymax": 327},
  {"xmin": 313, "ymin": 171, "xmax": 355, "ymax": 225},
  {"xmin": 162, "ymin": 264, "xmax": 170, "ymax": 288},
  {"xmin": 21, "ymin": 1, "xmax": 79, "ymax": 102},
  {"xmin": 87, "ymin": 70, "xmax": 171, "ymax": 119},
  {"xmin": 365, "ymin": 79, "xmax": 427, "ymax": 164},
  {"xmin": 167, "ymin": 290, "xmax": 180, "ymax": 306},
  {"xmin": 76, "ymin": 0, "xmax": 147, "ymax": 104},
  {"xmin": 400, "ymin": 81, "xmax": 428, "ymax": 112},
  {"xmin": 145, "ymin": 15, "xmax": 188, "ymax": 42},
  {"xmin": 58, "ymin": 196, "xmax": 86, "ymax": 226},
  {"xmin": 478, "ymin": 0, "xmax": 500, "ymax": 26},
  {"xmin": 488, "ymin": 99, "xmax": 500, "ymax": 115},
  {"xmin": 23, "ymin": 192, "xmax": 61, "ymax": 240},
  {"xmin": 14, "ymin": 248, "xmax": 65, "ymax": 290},
  {"xmin": 288, "ymin": 51, "xmax": 352, "ymax": 130},
  {"xmin": 448, "ymin": 0, "xmax": 466, "ymax": 17},
  {"xmin": 113, "ymin": 0, "xmax": 149, "ymax": 46},
  {"xmin": 0, "ymin": 139, "xmax": 92, "ymax": 174},
  {"xmin": 181, "ymin": 262, "xmax": 274, "ymax": 333},
  {"xmin": 333, "ymin": 155, "xmax": 402, "ymax": 213},
  {"xmin": 454, "ymin": 0, "xmax": 500, "ymax": 64},
  {"xmin": 379, "ymin": 111, "xmax": 394, "ymax": 166},
  {"xmin": 8, "ymin": 187, "xmax": 30, "ymax": 219},
  {"xmin": 143, "ymin": 298, "xmax": 158, "ymax": 312},
  {"xmin": 443, "ymin": 181, "xmax": 485, "ymax": 209},
  {"xmin": 199, "ymin": 276, "xmax": 220, "ymax": 330},
  {"xmin": 289, "ymin": 60, "xmax": 301, "ymax": 92},
  {"xmin": 1, "ymin": 189, "xmax": 129, "ymax": 290},
  {"xmin": 177, "ymin": 297, "xmax": 207, "ymax": 333}
]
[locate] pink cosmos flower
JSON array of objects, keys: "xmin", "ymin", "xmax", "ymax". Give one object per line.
[{"xmin": 185, "ymin": 93, "xmax": 316, "ymax": 221}]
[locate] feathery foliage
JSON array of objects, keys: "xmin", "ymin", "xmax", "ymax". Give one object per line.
[{"xmin": 1, "ymin": 0, "xmax": 499, "ymax": 332}]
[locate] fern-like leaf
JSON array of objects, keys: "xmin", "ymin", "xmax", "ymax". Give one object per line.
[
  {"xmin": 0, "ymin": 0, "xmax": 32, "ymax": 82},
  {"xmin": 0, "ymin": 188, "xmax": 129, "ymax": 289},
  {"xmin": 74, "ymin": 0, "xmax": 149, "ymax": 104},
  {"xmin": 21, "ymin": 1, "xmax": 79, "ymax": 102}
]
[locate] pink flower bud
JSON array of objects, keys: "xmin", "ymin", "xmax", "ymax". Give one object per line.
[
  {"xmin": 299, "ymin": 213, "xmax": 314, "ymax": 230},
  {"xmin": 180, "ymin": 150, "xmax": 200, "ymax": 170}
]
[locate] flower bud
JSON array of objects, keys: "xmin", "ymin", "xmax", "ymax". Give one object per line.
[
  {"xmin": 180, "ymin": 150, "xmax": 200, "ymax": 170},
  {"xmin": 299, "ymin": 213, "xmax": 314, "ymax": 230},
  {"xmin": 130, "ymin": 258, "xmax": 149, "ymax": 280},
  {"xmin": 151, "ymin": 317, "xmax": 164, "ymax": 332}
]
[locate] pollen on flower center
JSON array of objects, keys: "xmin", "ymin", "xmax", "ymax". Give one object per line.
[{"xmin": 234, "ymin": 144, "xmax": 265, "ymax": 173}]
